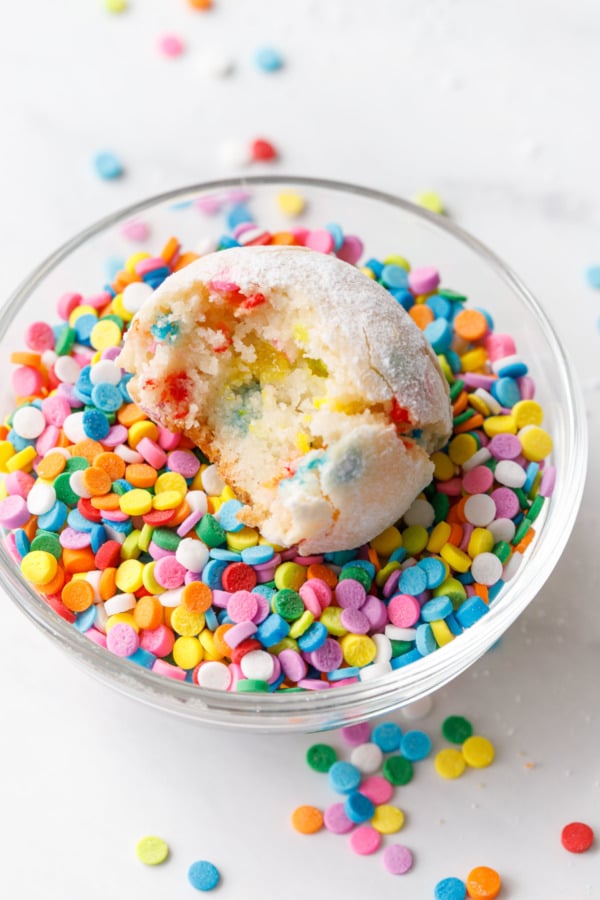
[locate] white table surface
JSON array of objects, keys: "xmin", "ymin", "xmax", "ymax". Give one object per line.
[{"xmin": 1, "ymin": 1, "xmax": 599, "ymax": 897}]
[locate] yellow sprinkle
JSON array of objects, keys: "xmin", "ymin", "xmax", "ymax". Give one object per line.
[
  {"xmin": 135, "ymin": 835, "xmax": 169, "ymax": 866},
  {"xmin": 427, "ymin": 522, "xmax": 452, "ymax": 554},
  {"xmin": 375, "ymin": 561, "xmax": 402, "ymax": 588},
  {"xmin": 6, "ymin": 445, "xmax": 37, "ymax": 473},
  {"xmin": 413, "ymin": 190, "xmax": 445, "ymax": 215},
  {"xmin": 430, "ymin": 619, "xmax": 455, "ymax": 647},
  {"xmin": 512, "ymin": 400, "xmax": 543, "ymax": 429},
  {"xmin": 115, "ymin": 559, "xmax": 144, "ymax": 592},
  {"xmin": 128, "ymin": 420, "xmax": 159, "ymax": 447},
  {"xmin": 220, "ymin": 485, "xmax": 237, "ymax": 502},
  {"xmin": 382, "ymin": 254, "xmax": 410, "ymax": 271},
  {"xmin": 401, "ymin": 525, "xmax": 429, "ymax": 556},
  {"xmin": 437, "ymin": 355, "xmax": 455, "ymax": 384},
  {"xmin": 460, "ymin": 348, "xmax": 488, "ymax": 372},
  {"xmin": 227, "ymin": 527, "xmax": 259, "ymax": 551},
  {"xmin": 518, "ymin": 425, "xmax": 553, "ymax": 462},
  {"xmin": 277, "ymin": 190, "xmax": 306, "ymax": 217},
  {"xmin": 371, "ymin": 804, "xmax": 405, "ymax": 834},
  {"xmin": 154, "ymin": 471, "xmax": 187, "ymax": 495},
  {"xmin": 440, "ymin": 543, "xmax": 472, "ymax": 573},
  {"xmin": 138, "ymin": 524, "xmax": 154, "ymax": 553},
  {"xmin": 106, "ymin": 612, "xmax": 138, "ymax": 632},
  {"xmin": 275, "ymin": 561, "xmax": 306, "ymax": 591},
  {"xmin": 320, "ymin": 606, "xmax": 347, "ymax": 637},
  {"xmin": 153, "ymin": 490, "xmax": 184, "ymax": 511},
  {"xmin": 462, "ymin": 735, "xmax": 495, "ymax": 768},
  {"xmin": 431, "ymin": 451, "xmax": 456, "ymax": 481},
  {"xmin": 112, "ymin": 293, "xmax": 134, "ymax": 323},
  {"xmin": 435, "ymin": 748, "xmax": 466, "ymax": 779},
  {"xmin": 119, "ymin": 488, "xmax": 153, "ymax": 517},
  {"xmin": 0, "ymin": 441, "xmax": 16, "ymax": 472},
  {"xmin": 90, "ymin": 319, "xmax": 122, "ymax": 351},
  {"xmin": 483, "ymin": 415, "xmax": 517, "ymax": 437},
  {"xmin": 125, "ymin": 251, "xmax": 150, "ymax": 274},
  {"xmin": 198, "ymin": 629, "xmax": 223, "ymax": 661},
  {"xmin": 468, "ymin": 527, "xmax": 495, "ymax": 557},
  {"xmin": 370, "ymin": 525, "xmax": 403, "ymax": 557},
  {"xmin": 340, "ymin": 634, "xmax": 377, "ymax": 667},
  {"xmin": 172, "ymin": 636, "xmax": 203, "ymax": 669},
  {"xmin": 468, "ymin": 393, "xmax": 490, "ymax": 416},
  {"xmin": 142, "ymin": 561, "xmax": 164, "ymax": 595},
  {"xmin": 448, "ymin": 433, "xmax": 478, "ymax": 466},
  {"xmin": 360, "ymin": 267, "xmax": 376, "ymax": 280},
  {"xmin": 433, "ymin": 577, "xmax": 466, "ymax": 605},
  {"xmin": 121, "ymin": 529, "xmax": 142, "ymax": 560},
  {"xmin": 171, "ymin": 606, "xmax": 205, "ymax": 636},
  {"xmin": 269, "ymin": 636, "xmax": 300, "ymax": 654},
  {"xmin": 289, "ymin": 610, "xmax": 315, "ymax": 639},
  {"xmin": 20, "ymin": 551, "xmax": 58, "ymax": 586}
]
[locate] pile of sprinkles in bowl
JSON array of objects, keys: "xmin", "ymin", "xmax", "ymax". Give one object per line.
[{"xmin": 0, "ymin": 193, "xmax": 556, "ymax": 693}]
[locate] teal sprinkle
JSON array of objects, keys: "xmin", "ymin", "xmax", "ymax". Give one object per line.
[{"xmin": 151, "ymin": 314, "xmax": 180, "ymax": 342}]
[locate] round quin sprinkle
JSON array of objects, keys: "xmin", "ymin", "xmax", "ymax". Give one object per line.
[
  {"xmin": 350, "ymin": 742, "xmax": 383, "ymax": 774},
  {"xmin": 187, "ymin": 860, "xmax": 221, "ymax": 892},
  {"xmin": 291, "ymin": 805, "xmax": 324, "ymax": 834},
  {"xmin": 323, "ymin": 803, "xmax": 354, "ymax": 834},
  {"xmin": 462, "ymin": 736, "xmax": 495, "ymax": 768},
  {"xmin": 93, "ymin": 151, "xmax": 123, "ymax": 180},
  {"xmin": 435, "ymin": 877, "xmax": 467, "ymax": 900},
  {"xmin": 561, "ymin": 821, "xmax": 594, "ymax": 853},
  {"xmin": 442, "ymin": 715, "xmax": 474, "ymax": 744},
  {"xmin": 371, "ymin": 804, "xmax": 404, "ymax": 834},
  {"xmin": 340, "ymin": 722, "xmax": 371, "ymax": 746},
  {"xmin": 135, "ymin": 835, "xmax": 169, "ymax": 865},
  {"xmin": 349, "ymin": 825, "xmax": 381, "ymax": 855},
  {"xmin": 435, "ymin": 748, "xmax": 467, "ymax": 779},
  {"xmin": 383, "ymin": 755, "xmax": 413, "ymax": 786},
  {"xmin": 400, "ymin": 730, "xmax": 432, "ymax": 761},
  {"xmin": 382, "ymin": 843, "xmax": 413, "ymax": 874},
  {"xmin": 465, "ymin": 866, "xmax": 501, "ymax": 899},
  {"xmin": 306, "ymin": 743, "xmax": 338, "ymax": 773}
]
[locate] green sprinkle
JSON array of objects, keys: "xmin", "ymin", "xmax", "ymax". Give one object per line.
[
  {"xmin": 527, "ymin": 495, "xmax": 545, "ymax": 522},
  {"xmin": 152, "ymin": 527, "xmax": 181, "ymax": 551},
  {"xmin": 30, "ymin": 531, "xmax": 62, "ymax": 559},
  {"xmin": 306, "ymin": 743, "xmax": 338, "ymax": 773},
  {"xmin": 196, "ymin": 514, "xmax": 226, "ymax": 548},
  {"xmin": 390, "ymin": 639, "xmax": 413, "ymax": 657},
  {"xmin": 55, "ymin": 325, "xmax": 76, "ymax": 356},
  {"xmin": 382, "ymin": 755, "xmax": 413, "ymax": 786},
  {"xmin": 236, "ymin": 678, "xmax": 269, "ymax": 692},
  {"xmin": 513, "ymin": 517, "xmax": 532, "ymax": 545},
  {"xmin": 272, "ymin": 588, "xmax": 305, "ymax": 621},
  {"xmin": 441, "ymin": 715, "xmax": 473, "ymax": 744},
  {"xmin": 493, "ymin": 541, "xmax": 512, "ymax": 564},
  {"xmin": 53, "ymin": 472, "xmax": 80, "ymax": 506},
  {"xmin": 431, "ymin": 491, "xmax": 450, "ymax": 524},
  {"xmin": 449, "ymin": 379, "xmax": 465, "ymax": 402},
  {"xmin": 64, "ymin": 456, "xmax": 90, "ymax": 474},
  {"xmin": 338, "ymin": 565, "xmax": 372, "ymax": 592},
  {"xmin": 453, "ymin": 409, "xmax": 475, "ymax": 427}
]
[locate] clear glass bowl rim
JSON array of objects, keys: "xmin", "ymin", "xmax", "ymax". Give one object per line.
[{"xmin": 0, "ymin": 175, "xmax": 588, "ymax": 730}]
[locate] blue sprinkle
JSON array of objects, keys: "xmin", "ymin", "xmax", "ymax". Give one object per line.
[
  {"xmin": 445, "ymin": 349, "xmax": 462, "ymax": 373},
  {"xmin": 217, "ymin": 499, "xmax": 245, "ymax": 533},
  {"xmin": 328, "ymin": 761, "xmax": 361, "ymax": 795},
  {"xmin": 381, "ymin": 264, "xmax": 409, "ymax": 290},
  {"xmin": 389, "ymin": 546, "xmax": 407, "ymax": 564},
  {"xmin": 104, "ymin": 518, "xmax": 132, "ymax": 534},
  {"xmin": 204, "ymin": 607, "xmax": 219, "ymax": 631},
  {"xmin": 344, "ymin": 791, "xmax": 375, "ymax": 824},
  {"xmin": 150, "ymin": 315, "xmax": 179, "ymax": 342},
  {"xmin": 324, "ymin": 549, "xmax": 357, "ymax": 566},
  {"xmin": 426, "ymin": 294, "xmax": 453, "ymax": 320},
  {"xmin": 82, "ymin": 408, "xmax": 110, "ymax": 440},
  {"xmin": 372, "ymin": 721, "xmax": 403, "ymax": 752},
  {"xmin": 201, "ymin": 559, "xmax": 228, "ymax": 589},
  {"xmin": 445, "ymin": 612, "xmax": 462, "ymax": 636},
  {"xmin": 254, "ymin": 45, "xmax": 284, "ymax": 72},
  {"xmin": 112, "ymin": 478, "xmax": 133, "ymax": 494},
  {"xmin": 73, "ymin": 314, "xmax": 98, "ymax": 345},
  {"xmin": 491, "ymin": 376, "xmax": 520, "ymax": 408},
  {"xmin": 420, "ymin": 595, "xmax": 453, "ymax": 622},
  {"xmin": 90, "ymin": 525, "xmax": 107, "ymax": 553},
  {"xmin": 325, "ymin": 222, "xmax": 344, "ymax": 251},
  {"xmin": 455, "ymin": 596, "xmax": 489, "ymax": 628},
  {"xmin": 67, "ymin": 509, "xmax": 96, "ymax": 533},
  {"xmin": 226, "ymin": 203, "xmax": 254, "ymax": 230},
  {"xmin": 74, "ymin": 606, "xmax": 97, "ymax": 633},
  {"xmin": 400, "ymin": 729, "xmax": 432, "ymax": 761},
  {"xmin": 363, "ymin": 258, "xmax": 384, "ymax": 278},
  {"xmin": 487, "ymin": 580, "xmax": 505, "ymax": 602},
  {"xmin": 14, "ymin": 529, "xmax": 31, "ymax": 558},
  {"xmin": 209, "ymin": 548, "xmax": 241, "ymax": 561},
  {"xmin": 390, "ymin": 288, "xmax": 414, "ymax": 310},
  {"xmin": 391, "ymin": 648, "xmax": 422, "ymax": 669},
  {"xmin": 475, "ymin": 306, "xmax": 494, "ymax": 331},
  {"xmin": 252, "ymin": 584, "xmax": 276, "ymax": 601},
  {"xmin": 327, "ymin": 666, "xmax": 360, "ymax": 681},
  {"xmin": 38, "ymin": 501, "xmax": 68, "ymax": 532},
  {"xmin": 256, "ymin": 614, "xmax": 290, "ymax": 648},
  {"xmin": 585, "ymin": 264, "xmax": 600, "ymax": 289},
  {"xmin": 218, "ymin": 235, "xmax": 240, "ymax": 250},
  {"xmin": 523, "ymin": 462, "xmax": 539, "ymax": 494},
  {"xmin": 496, "ymin": 360, "xmax": 528, "ymax": 379},
  {"xmin": 268, "ymin": 671, "xmax": 285, "ymax": 692},
  {"xmin": 297, "ymin": 621, "xmax": 328, "ymax": 652},
  {"xmin": 455, "ymin": 571, "xmax": 474, "ymax": 585},
  {"xmin": 434, "ymin": 876, "xmax": 467, "ymax": 900},
  {"xmin": 93, "ymin": 151, "xmax": 124, "ymax": 180},
  {"xmin": 417, "ymin": 556, "xmax": 446, "ymax": 589},
  {"xmin": 91, "ymin": 382, "xmax": 123, "ymax": 413},
  {"xmin": 7, "ymin": 430, "xmax": 34, "ymax": 452},
  {"xmin": 105, "ymin": 256, "xmax": 125, "ymax": 281},
  {"xmin": 187, "ymin": 860, "xmax": 220, "ymax": 892},
  {"xmin": 119, "ymin": 373, "xmax": 134, "ymax": 402},
  {"xmin": 399, "ymin": 566, "xmax": 428, "ymax": 596},
  {"xmin": 344, "ymin": 559, "xmax": 376, "ymax": 580},
  {"xmin": 424, "ymin": 317, "xmax": 454, "ymax": 353},
  {"xmin": 242, "ymin": 545, "xmax": 275, "ymax": 565},
  {"xmin": 415, "ymin": 623, "xmax": 437, "ymax": 655}
]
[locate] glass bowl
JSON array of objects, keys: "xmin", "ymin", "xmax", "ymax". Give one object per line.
[{"xmin": 0, "ymin": 176, "xmax": 587, "ymax": 732}]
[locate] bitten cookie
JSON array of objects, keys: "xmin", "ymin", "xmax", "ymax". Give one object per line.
[{"xmin": 119, "ymin": 246, "xmax": 452, "ymax": 553}]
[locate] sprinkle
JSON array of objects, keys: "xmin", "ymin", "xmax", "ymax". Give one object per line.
[
  {"xmin": 250, "ymin": 138, "xmax": 278, "ymax": 162},
  {"xmin": 382, "ymin": 843, "xmax": 413, "ymax": 875},
  {"xmin": 413, "ymin": 190, "xmax": 445, "ymax": 215},
  {"xmin": 105, "ymin": 0, "xmax": 128, "ymax": 11},
  {"xmin": 135, "ymin": 835, "xmax": 169, "ymax": 865},
  {"xmin": 465, "ymin": 866, "xmax": 501, "ymax": 899},
  {"xmin": 291, "ymin": 805, "xmax": 324, "ymax": 834},
  {"xmin": 561, "ymin": 821, "xmax": 594, "ymax": 853},
  {"xmin": 93, "ymin": 151, "xmax": 124, "ymax": 180},
  {"xmin": 158, "ymin": 34, "xmax": 185, "ymax": 58},
  {"xmin": 254, "ymin": 46, "xmax": 284, "ymax": 72},
  {"xmin": 585, "ymin": 265, "xmax": 600, "ymax": 289},
  {"xmin": 187, "ymin": 860, "xmax": 221, "ymax": 891}
]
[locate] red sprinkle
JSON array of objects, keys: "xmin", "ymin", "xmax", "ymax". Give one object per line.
[
  {"xmin": 561, "ymin": 822, "xmax": 594, "ymax": 853},
  {"xmin": 250, "ymin": 139, "xmax": 278, "ymax": 162},
  {"xmin": 222, "ymin": 562, "xmax": 257, "ymax": 593},
  {"xmin": 94, "ymin": 540, "xmax": 123, "ymax": 569}
]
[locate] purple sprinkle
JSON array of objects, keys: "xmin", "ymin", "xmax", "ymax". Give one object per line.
[
  {"xmin": 254, "ymin": 553, "xmax": 282, "ymax": 572},
  {"xmin": 57, "ymin": 383, "xmax": 84, "ymax": 408},
  {"xmin": 336, "ymin": 235, "xmax": 364, "ymax": 265},
  {"xmin": 224, "ymin": 620, "xmax": 257, "ymax": 648},
  {"xmin": 517, "ymin": 374, "xmax": 536, "ymax": 399},
  {"xmin": 279, "ymin": 648, "xmax": 307, "ymax": 683},
  {"xmin": 211, "ymin": 589, "xmax": 231, "ymax": 608},
  {"xmin": 0, "ymin": 495, "xmax": 30, "ymax": 529},
  {"xmin": 102, "ymin": 424, "xmax": 129, "ymax": 447},
  {"xmin": 256, "ymin": 566, "xmax": 277, "ymax": 584},
  {"xmin": 106, "ymin": 623, "xmax": 139, "ymax": 657},
  {"xmin": 59, "ymin": 527, "xmax": 92, "ymax": 549},
  {"xmin": 324, "ymin": 803, "xmax": 355, "ymax": 834},
  {"xmin": 490, "ymin": 486, "xmax": 520, "ymax": 519},
  {"xmin": 340, "ymin": 722, "xmax": 371, "ymax": 745},
  {"xmin": 101, "ymin": 347, "xmax": 122, "ymax": 361},
  {"xmin": 340, "ymin": 607, "xmax": 371, "ymax": 634},
  {"xmin": 251, "ymin": 593, "xmax": 270, "ymax": 624},
  {"xmin": 176, "ymin": 508, "xmax": 204, "ymax": 537},
  {"xmin": 540, "ymin": 465, "xmax": 556, "ymax": 497},
  {"xmin": 462, "ymin": 372, "xmax": 496, "ymax": 389},
  {"xmin": 167, "ymin": 449, "xmax": 201, "ymax": 478},
  {"xmin": 361, "ymin": 595, "xmax": 388, "ymax": 630},
  {"xmin": 310, "ymin": 638, "xmax": 344, "ymax": 672},
  {"xmin": 297, "ymin": 678, "xmax": 330, "ymax": 691},
  {"xmin": 335, "ymin": 578, "xmax": 367, "ymax": 609},
  {"xmin": 382, "ymin": 843, "xmax": 414, "ymax": 875},
  {"xmin": 488, "ymin": 433, "xmax": 522, "ymax": 460},
  {"xmin": 383, "ymin": 569, "xmax": 402, "ymax": 598}
]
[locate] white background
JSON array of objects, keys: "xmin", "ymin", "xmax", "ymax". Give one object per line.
[{"xmin": 0, "ymin": 1, "xmax": 599, "ymax": 897}]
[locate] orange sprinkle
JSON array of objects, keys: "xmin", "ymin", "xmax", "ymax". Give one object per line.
[
  {"xmin": 454, "ymin": 308, "xmax": 489, "ymax": 343},
  {"xmin": 306, "ymin": 563, "xmax": 338, "ymax": 587},
  {"xmin": 466, "ymin": 865, "xmax": 501, "ymax": 899},
  {"xmin": 99, "ymin": 567, "xmax": 118, "ymax": 601},
  {"xmin": 162, "ymin": 608, "xmax": 175, "ymax": 629},
  {"xmin": 81, "ymin": 466, "xmax": 112, "ymax": 497},
  {"xmin": 454, "ymin": 414, "xmax": 485, "ymax": 434},
  {"xmin": 39, "ymin": 566, "xmax": 66, "ymax": 597},
  {"xmin": 134, "ymin": 595, "xmax": 163, "ymax": 630},
  {"xmin": 61, "ymin": 579, "xmax": 95, "ymax": 612},
  {"xmin": 70, "ymin": 439, "xmax": 104, "ymax": 464},
  {"xmin": 291, "ymin": 805, "xmax": 324, "ymax": 835},
  {"xmin": 270, "ymin": 231, "xmax": 298, "ymax": 245},
  {"xmin": 447, "ymin": 523, "xmax": 464, "ymax": 546},
  {"xmin": 62, "ymin": 547, "xmax": 96, "ymax": 574},
  {"xmin": 112, "ymin": 271, "xmax": 138, "ymax": 293},
  {"xmin": 408, "ymin": 304, "xmax": 435, "ymax": 330},
  {"xmin": 160, "ymin": 236, "xmax": 180, "ymax": 265},
  {"xmin": 515, "ymin": 527, "xmax": 536, "ymax": 554},
  {"xmin": 10, "ymin": 351, "xmax": 42, "ymax": 367},
  {"xmin": 188, "ymin": 0, "xmax": 212, "ymax": 9},
  {"xmin": 117, "ymin": 403, "xmax": 148, "ymax": 428},
  {"xmin": 166, "ymin": 500, "xmax": 191, "ymax": 528},
  {"xmin": 91, "ymin": 493, "xmax": 121, "ymax": 511},
  {"xmin": 23, "ymin": 516, "xmax": 38, "ymax": 542},
  {"xmin": 472, "ymin": 582, "xmax": 489, "ymax": 604},
  {"xmin": 452, "ymin": 391, "xmax": 469, "ymax": 416},
  {"xmin": 182, "ymin": 581, "xmax": 213, "ymax": 614},
  {"xmin": 453, "ymin": 496, "xmax": 468, "ymax": 523},
  {"xmin": 173, "ymin": 251, "xmax": 200, "ymax": 271},
  {"xmin": 125, "ymin": 463, "xmax": 158, "ymax": 488},
  {"xmin": 213, "ymin": 623, "xmax": 234, "ymax": 657},
  {"xmin": 367, "ymin": 546, "xmax": 381, "ymax": 572},
  {"xmin": 56, "ymin": 430, "xmax": 71, "ymax": 448},
  {"xmin": 36, "ymin": 453, "xmax": 67, "ymax": 480},
  {"xmin": 93, "ymin": 451, "xmax": 126, "ymax": 482}
]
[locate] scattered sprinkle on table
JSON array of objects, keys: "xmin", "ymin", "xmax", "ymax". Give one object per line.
[
  {"xmin": 465, "ymin": 865, "xmax": 502, "ymax": 899},
  {"xmin": 250, "ymin": 138, "xmax": 278, "ymax": 162},
  {"xmin": 435, "ymin": 876, "xmax": 468, "ymax": 899},
  {"xmin": 254, "ymin": 46, "xmax": 284, "ymax": 72},
  {"xmin": 136, "ymin": 835, "xmax": 169, "ymax": 865},
  {"xmin": 561, "ymin": 821, "xmax": 594, "ymax": 853},
  {"xmin": 158, "ymin": 34, "xmax": 185, "ymax": 57},
  {"xmin": 188, "ymin": 860, "xmax": 221, "ymax": 892},
  {"xmin": 414, "ymin": 190, "xmax": 446, "ymax": 215},
  {"xmin": 93, "ymin": 151, "xmax": 124, "ymax": 180},
  {"xmin": 585, "ymin": 265, "xmax": 600, "ymax": 289}
]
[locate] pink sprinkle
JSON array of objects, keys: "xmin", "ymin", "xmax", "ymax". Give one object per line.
[
  {"xmin": 300, "ymin": 577, "xmax": 332, "ymax": 609},
  {"xmin": 382, "ymin": 843, "xmax": 414, "ymax": 875},
  {"xmin": 140, "ymin": 624, "xmax": 174, "ymax": 657},
  {"xmin": 268, "ymin": 654, "xmax": 282, "ymax": 684},
  {"xmin": 251, "ymin": 593, "xmax": 270, "ymax": 624},
  {"xmin": 490, "ymin": 486, "xmax": 520, "ymax": 519},
  {"xmin": 436, "ymin": 477, "xmax": 464, "ymax": 496},
  {"xmin": 157, "ymin": 426, "xmax": 181, "ymax": 451},
  {"xmin": 518, "ymin": 374, "xmax": 536, "ymax": 399},
  {"xmin": 158, "ymin": 33, "xmax": 185, "ymax": 57},
  {"xmin": 85, "ymin": 292, "xmax": 112, "ymax": 310},
  {"xmin": 135, "ymin": 257, "xmax": 168, "ymax": 277},
  {"xmin": 340, "ymin": 607, "xmax": 370, "ymax": 634},
  {"xmin": 25, "ymin": 321, "xmax": 55, "ymax": 352},
  {"xmin": 408, "ymin": 266, "xmax": 440, "ymax": 295},
  {"xmin": 59, "ymin": 528, "xmax": 92, "ymax": 549},
  {"xmin": 101, "ymin": 509, "xmax": 129, "ymax": 522},
  {"xmin": 121, "ymin": 219, "xmax": 150, "ymax": 242},
  {"xmin": 324, "ymin": 803, "xmax": 355, "ymax": 835},
  {"xmin": 12, "ymin": 366, "xmax": 43, "ymax": 397},
  {"xmin": 167, "ymin": 449, "xmax": 200, "ymax": 478},
  {"xmin": 485, "ymin": 332, "xmax": 516, "ymax": 361},
  {"xmin": 540, "ymin": 465, "xmax": 556, "ymax": 497},
  {"xmin": 195, "ymin": 195, "xmax": 223, "ymax": 215},
  {"xmin": 101, "ymin": 347, "xmax": 122, "ymax": 362},
  {"xmin": 151, "ymin": 659, "xmax": 186, "ymax": 680},
  {"xmin": 211, "ymin": 589, "xmax": 232, "ymax": 609},
  {"xmin": 330, "ymin": 677, "xmax": 359, "ymax": 687},
  {"xmin": 462, "ymin": 372, "xmax": 497, "ymax": 390},
  {"xmin": 462, "ymin": 465, "xmax": 494, "ymax": 494},
  {"xmin": 0, "ymin": 496, "xmax": 30, "ymax": 528},
  {"xmin": 176, "ymin": 508, "xmax": 204, "ymax": 537},
  {"xmin": 349, "ymin": 825, "xmax": 382, "ymax": 856},
  {"xmin": 36, "ymin": 426, "xmax": 60, "ymax": 457},
  {"xmin": 336, "ymin": 235, "xmax": 364, "ymax": 265},
  {"xmin": 6, "ymin": 470, "xmax": 35, "ymax": 499},
  {"xmin": 136, "ymin": 436, "xmax": 167, "ymax": 469},
  {"xmin": 232, "ymin": 222, "xmax": 256, "ymax": 240},
  {"xmin": 305, "ymin": 229, "xmax": 335, "ymax": 254},
  {"xmin": 224, "ymin": 620, "xmax": 257, "ymax": 648},
  {"xmin": 41, "ymin": 394, "xmax": 71, "ymax": 427},
  {"xmin": 340, "ymin": 722, "xmax": 371, "ymax": 746},
  {"xmin": 360, "ymin": 775, "xmax": 394, "ymax": 806},
  {"xmin": 459, "ymin": 523, "xmax": 474, "ymax": 553},
  {"xmin": 335, "ymin": 579, "xmax": 367, "ymax": 609},
  {"xmin": 388, "ymin": 594, "xmax": 421, "ymax": 628},
  {"xmin": 103, "ymin": 424, "xmax": 129, "ymax": 447},
  {"xmin": 361, "ymin": 595, "xmax": 388, "ymax": 630},
  {"xmin": 57, "ymin": 292, "xmax": 82, "ymax": 320},
  {"xmin": 278, "ymin": 648, "xmax": 307, "ymax": 683},
  {"xmin": 106, "ymin": 623, "xmax": 139, "ymax": 657},
  {"xmin": 149, "ymin": 541, "xmax": 177, "ymax": 560},
  {"xmin": 297, "ymin": 584, "xmax": 321, "ymax": 617},
  {"xmin": 290, "ymin": 227, "xmax": 309, "ymax": 245},
  {"xmin": 153, "ymin": 555, "xmax": 186, "ymax": 589},
  {"xmin": 4, "ymin": 533, "xmax": 21, "ymax": 562},
  {"xmin": 297, "ymin": 678, "xmax": 330, "ymax": 691},
  {"xmin": 85, "ymin": 627, "xmax": 107, "ymax": 648},
  {"xmin": 293, "ymin": 555, "xmax": 323, "ymax": 566},
  {"xmin": 227, "ymin": 590, "xmax": 259, "ymax": 624}
]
